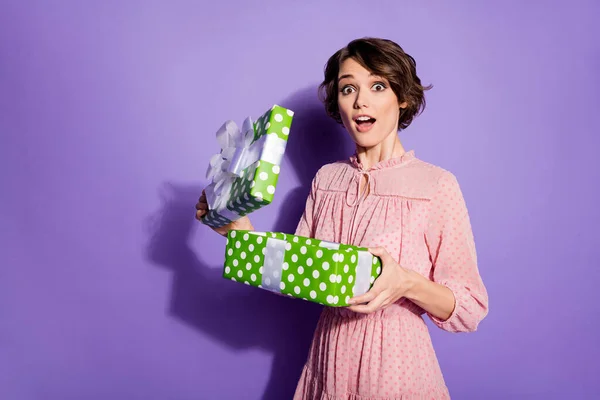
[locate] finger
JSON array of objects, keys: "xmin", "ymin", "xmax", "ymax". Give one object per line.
[
  {"xmin": 348, "ymin": 288, "xmax": 379, "ymax": 305},
  {"xmin": 380, "ymin": 297, "xmax": 394, "ymax": 310},
  {"xmin": 349, "ymin": 272, "xmax": 390, "ymax": 304},
  {"xmin": 348, "ymin": 291, "xmax": 389, "ymax": 314},
  {"xmin": 368, "ymin": 246, "xmax": 395, "ymax": 266},
  {"xmin": 195, "ymin": 209, "xmax": 206, "ymax": 220}
]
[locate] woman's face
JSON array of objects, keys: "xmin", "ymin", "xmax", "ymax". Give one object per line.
[{"xmin": 337, "ymin": 58, "xmax": 407, "ymax": 148}]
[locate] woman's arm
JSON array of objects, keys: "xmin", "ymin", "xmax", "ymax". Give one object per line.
[
  {"xmin": 421, "ymin": 172, "xmax": 489, "ymax": 332},
  {"xmin": 404, "ymin": 273, "xmax": 455, "ymax": 321},
  {"xmin": 347, "ymin": 247, "xmax": 455, "ymax": 320}
]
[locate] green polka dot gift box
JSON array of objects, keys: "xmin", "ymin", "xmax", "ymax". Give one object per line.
[
  {"xmin": 202, "ymin": 105, "xmax": 294, "ymax": 228},
  {"xmin": 223, "ymin": 230, "xmax": 382, "ymax": 307}
]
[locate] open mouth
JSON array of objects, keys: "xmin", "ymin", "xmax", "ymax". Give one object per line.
[{"xmin": 353, "ymin": 115, "xmax": 376, "ymax": 132}]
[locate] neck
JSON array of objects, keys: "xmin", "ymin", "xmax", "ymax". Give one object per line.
[{"xmin": 356, "ymin": 132, "xmax": 406, "ymax": 170}]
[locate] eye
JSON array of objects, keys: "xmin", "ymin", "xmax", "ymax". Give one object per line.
[
  {"xmin": 372, "ymin": 82, "xmax": 386, "ymax": 91},
  {"xmin": 340, "ymin": 85, "xmax": 356, "ymax": 95}
]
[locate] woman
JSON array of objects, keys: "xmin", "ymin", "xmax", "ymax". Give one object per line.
[{"xmin": 196, "ymin": 37, "xmax": 488, "ymax": 399}]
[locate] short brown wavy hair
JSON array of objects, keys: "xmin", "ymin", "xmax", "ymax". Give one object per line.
[{"xmin": 319, "ymin": 37, "xmax": 432, "ymax": 131}]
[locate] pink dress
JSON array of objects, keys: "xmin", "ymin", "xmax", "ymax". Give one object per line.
[{"xmin": 292, "ymin": 151, "xmax": 489, "ymax": 400}]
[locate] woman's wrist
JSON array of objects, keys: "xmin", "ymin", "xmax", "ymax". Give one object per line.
[
  {"xmin": 402, "ymin": 269, "xmax": 455, "ymax": 321},
  {"xmin": 233, "ymin": 217, "xmax": 254, "ymax": 231},
  {"xmin": 403, "ymin": 269, "xmax": 427, "ymax": 302}
]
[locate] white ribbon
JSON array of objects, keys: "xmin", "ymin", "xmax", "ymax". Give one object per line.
[
  {"xmin": 354, "ymin": 251, "xmax": 374, "ymax": 296},
  {"xmin": 262, "ymin": 237, "xmax": 287, "ymax": 292},
  {"xmin": 317, "ymin": 241, "xmax": 374, "ymax": 297},
  {"xmin": 204, "ymin": 118, "xmax": 286, "ymax": 222},
  {"xmin": 257, "ymin": 235, "xmax": 375, "ymax": 299}
]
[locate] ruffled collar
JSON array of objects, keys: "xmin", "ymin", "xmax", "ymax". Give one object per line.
[{"xmin": 349, "ymin": 150, "xmax": 416, "ymax": 172}]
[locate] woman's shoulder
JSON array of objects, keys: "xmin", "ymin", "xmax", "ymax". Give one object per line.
[
  {"xmin": 310, "ymin": 159, "xmax": 355, "ymax": 190},
  {"xmin": 399, "ymin": 156, "xmax": 457, "ymax": 184},
  {"xmin": 315, "ymin": 159, "xmax": 354, "ymax": 175},
  {"xmin": 373, "ymin": 156, "xmax": 458, "ymax": 200}
]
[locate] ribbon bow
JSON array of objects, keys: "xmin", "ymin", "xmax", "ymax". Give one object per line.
[{"xmin": 204, "ymin": 117, "xmax": 264, "ymax": 222}]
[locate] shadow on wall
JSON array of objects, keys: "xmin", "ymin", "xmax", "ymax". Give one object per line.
[{"xmin": 145, "ymin": 85, "xmax": 354, "ymax": 400}]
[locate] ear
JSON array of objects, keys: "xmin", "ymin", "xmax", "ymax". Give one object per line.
[{"xmin": 399, "ymin": 101, "xmax": 408, "ymax": 109}]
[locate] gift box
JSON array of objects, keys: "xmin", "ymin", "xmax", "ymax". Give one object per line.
[
  {"xmin": 222, "ymin": 230, "xmax": 382, "ymax": 307},
  {"xmin": 202, "ymin": 105, "xmax": 294, "ymax": 228}
]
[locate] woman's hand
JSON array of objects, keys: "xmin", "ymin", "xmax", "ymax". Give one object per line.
[
  {"xmin": 195, "ymin": 189, "xmax": 254, "ymax": 237},
  {"xmin": 347, "ymin": 247, "xmax": 419, "ymax": 314}
]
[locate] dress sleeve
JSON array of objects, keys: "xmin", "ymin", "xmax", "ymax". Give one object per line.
[
  {"xmin": 425, "ymin": 171, "xmax": 489, "ymax": 333},
  {"xmin": 294, "ymin": 171, "xmax": 320, "ymax": 238}
]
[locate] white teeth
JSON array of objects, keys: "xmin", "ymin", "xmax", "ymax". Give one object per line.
[{"xmin": 356, "ymin": 116, "xmax": 372, "ymax": 122}]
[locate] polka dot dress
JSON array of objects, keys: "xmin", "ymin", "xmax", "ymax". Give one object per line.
[{"xmin": 293, "ymin": 151, "xmax": 489, "ymax": 400}]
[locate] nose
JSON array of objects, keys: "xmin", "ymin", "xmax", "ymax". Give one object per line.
[{"xmin": 353, "ymin": 87, "xmax": 370, "ymax": 109}]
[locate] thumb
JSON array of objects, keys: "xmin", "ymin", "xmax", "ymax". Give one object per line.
[
  {"xmin": 368, "ymin": 246, "xmax": 394, "ymax": 266},
  {"xmin": 368, "ymin": 246, "xmax": 386, "ymax": 256}
]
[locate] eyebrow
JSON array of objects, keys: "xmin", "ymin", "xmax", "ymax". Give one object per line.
[{"xmin": 337, "ymin": 73, "xmax": 383, "ymax": 82}]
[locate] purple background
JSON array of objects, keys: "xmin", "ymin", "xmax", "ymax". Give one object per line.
[{"xmin": 1, "ymin": 1, "xmax": 599, "ymax": 399}]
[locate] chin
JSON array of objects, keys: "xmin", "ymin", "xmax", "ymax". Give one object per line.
[
  {"xmin": 350, "ymin": 136, "xmax": 385, "ymax": 149},
  {"xmin": 345, "ymin": 123, "xmax": 394, "ymax": 149}
]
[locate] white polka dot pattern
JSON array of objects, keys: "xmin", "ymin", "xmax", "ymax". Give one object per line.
[
  {"xmin": 202, "ymin": 105, "xmax": 293, "ymax": 228},
  {"xmin": 222, "ymin": 230, "xmax": 382, "ymax": 306}
]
